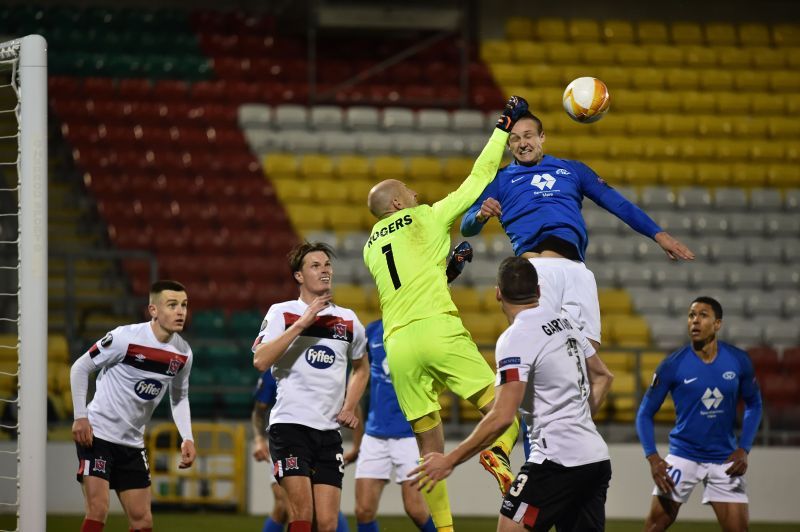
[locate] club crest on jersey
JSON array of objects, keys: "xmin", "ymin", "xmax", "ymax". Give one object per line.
[
  {"xmin": 285, "ymin": 456, "xmax": 299, "ymax": 470},
  {"xmin": 722, "ymin": 371, "xmax": 736, "ymax": 380},
  {"xmin": 100, "ymin": 333, "xmax": 113, "ymax": 348},
  {"xmin": 305, "ymin": 345, "xmax": 336, "ymax": 369},
  {"xmin": 166, "ymin": 356, "xmax": 183, "ymax": 376},
  {"xmin": 332, "ymin": 322, "xmax": 347, "ymax": 340},
  {"xmin": 555, "ymin": 169, "xmax": 570, "ymax": 175},
  {"xmin": 93, "ymin": 458, "xmax": 107, "ymax": 473},
  {"xmin": 134, "ymin": 378, "xmax": 164, "ymax": 400}
]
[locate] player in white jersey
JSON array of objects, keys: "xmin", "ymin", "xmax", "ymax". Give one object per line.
[
  {"xmin": 253, "ymin": 242, "xmax": 369, "ymax": 532},
  {"xmin": 413, "ymin": 257, "xmax": 614, "ymax": 531},
  {"xmin": 70, "ymin": 280, "xmax": 195, "ymax": 532}
]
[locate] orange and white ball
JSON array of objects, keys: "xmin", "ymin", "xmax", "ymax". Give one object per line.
[{"xmin": 562, "ymin": 77, "xmax": 611, "ymax": 124}]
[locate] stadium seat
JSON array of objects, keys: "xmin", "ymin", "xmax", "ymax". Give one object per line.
[
  {"xmin": 683, "ymin": 46, "xmax": 717, "ymax": 68},
  {"xmin": 601, "ymin": 20, "xmax": 635, "ymax": 44},
  {"xmin": 381, "ymin": 107, "xmax": 415, "ymax": 131},
  {"xmin": 705, "ymin": 22, "xmax": 738, "ymax": 46},
  {"xmin": 534, "ymin": 18, "xmax": 568, "ymax": 42},
  {"xmin": 738, "ymin": 23, "xmax": 771, "ymax": 47},
  {"xmin": 670, "ymin": 21, "xmax": 704, "ymax": 45},
  {"xmin": 344, "ymin": 107, "xmax": 380, "ymax": 130},
  {"xmin": 753, "ymin": 47, "xmax": 786, "ymax": 69},
  {"xmin": 636, "ymin": 21, "xmax": 669, "ymax": 44},
  {"xmin": 505, "ymin": 17, "xmax": 535, "ymax": 40},
  {"xmin": 613, "ymin": 44, "xmax": 650, "ymax": 67},
  {"xmin": 772, "ymin": 23, "xmax": 800, "ymax": 47}
]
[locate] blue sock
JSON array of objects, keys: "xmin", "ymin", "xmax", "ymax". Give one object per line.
[
  {"xmin": 263, "ymin": 517, "xmax": 284, "ymax": 532},
  {"xmin": 337, "ymin": 511, "xmax": 350, "ymax": 532},
  {"xmin": 357, "ymin": 521, "xmax": 379, "ymax": 532},
  {"xmin": 419, "ymin": 516, "xmax": 436, "ymax": 532}
]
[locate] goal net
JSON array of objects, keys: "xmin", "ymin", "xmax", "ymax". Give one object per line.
[{"xmin": 0, "ymin": 35, "xmax": 47, "ymax": 532}]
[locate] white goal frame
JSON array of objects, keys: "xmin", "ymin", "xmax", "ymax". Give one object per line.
[{"xmin": 0, "ymin": 34, "xmax": 47, "ymax": 532}]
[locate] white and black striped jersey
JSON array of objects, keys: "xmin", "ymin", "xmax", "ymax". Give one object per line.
[
  {"xmin": 494, "ymin": 306, "xmax": 609, "ymax": 467},
  {"xmin": 83, "ymin": 322, "xmax": 193, "ymax": 448},
  {"xmin": 252, "ymin": 299, "xmax": 366, "ymax": 431}
]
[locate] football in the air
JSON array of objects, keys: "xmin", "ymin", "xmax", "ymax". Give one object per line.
[{"xmin": 562, "ymin": 77, "xmax": 611, "ymax": 124}]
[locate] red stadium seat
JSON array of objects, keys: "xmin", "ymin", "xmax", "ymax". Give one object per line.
[
  {"xmin": 152, "ymin": 80, "xmax": 191, "ymax": 102},
  {"xmin": 83, "ymin": 77, "xmax": 116, "ymax": 99},
  {"xmin": 748, "ymin": 346, "xmax": 781, "ymax": 375},
  {"xmin": 190, "ymin": 80, "xmax": 229, "ymax": 103},
  {"xmin": 48, "ymin": 76, "xmax": 83, "ymax": 98},
  {"xmin": 117, "ymin": 79, "xmax": 152, "ymax": 100}
]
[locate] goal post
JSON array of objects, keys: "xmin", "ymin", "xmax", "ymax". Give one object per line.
[{"xmin": 10, "ymin": 34, "xmax": 47, "ymax": 532}]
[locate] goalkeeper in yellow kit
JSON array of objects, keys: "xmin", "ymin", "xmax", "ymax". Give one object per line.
[{"xmin": 363, "ymin": 96, "xmax": 528, "ymax": 531}]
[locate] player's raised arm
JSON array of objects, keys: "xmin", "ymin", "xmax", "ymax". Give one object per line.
[{"xmin": 431, "ymin": 96, "xmax": 528, "ymax": 228}]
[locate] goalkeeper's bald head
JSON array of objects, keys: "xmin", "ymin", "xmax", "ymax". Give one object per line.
[{"xmin": 367, "ymin": 179, "xmax": 418, "ymax": 219}]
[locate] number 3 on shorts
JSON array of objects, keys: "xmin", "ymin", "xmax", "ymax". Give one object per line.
[
  {"xmin": 336, "ymin": 452, "xmax": 345, "ymax": 473},
  {"xmin": 509, "ymin": 473, "xmax": 528, "ymax": 497}
]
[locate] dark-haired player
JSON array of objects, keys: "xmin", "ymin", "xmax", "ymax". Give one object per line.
[
  {"xmin": 413, "ymin": 257, "xmax": 614, "ymax": 531},
  {"xmin": 636, "ymin": 296, "xmax": 762, "ymax": 531},
  {"xmin": 71, "ymin": 280, "xmax": 195, "ymax": 532},
  {"xmin": 253, "ymin": 242, "xmax": 369, "ymax": 532}
]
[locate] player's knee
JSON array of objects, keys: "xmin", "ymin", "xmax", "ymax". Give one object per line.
[
  {"xmin": 403, "ymin": 498, "xmax": 428, "ymax": 525},
  {"xmin": 355, "ymin": 501, "xmax": 376, "ymax": 523},
  {"xmin": 125, "ymin": 505, "xmax": 153, "ymax": 528},
  {"xmin": 315, "ymin": 515, "xmax": 338, "ymax": 532},
  {"xmin": 84, "ymin": 495, "xmax": 110, "ymax": 521}
]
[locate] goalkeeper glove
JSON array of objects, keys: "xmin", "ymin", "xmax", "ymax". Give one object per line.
[
  {"xmin": 446, "ymin": 241, "xmax": 474, "ymax": 284},
  {"xmin": 495, "ymin": 95, "xmax": 529, "ymax": 132}
]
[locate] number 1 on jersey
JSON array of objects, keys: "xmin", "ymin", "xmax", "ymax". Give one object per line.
[{"xmin": 382, "ymin": 244, "xmax": 402, "ymax": 289}]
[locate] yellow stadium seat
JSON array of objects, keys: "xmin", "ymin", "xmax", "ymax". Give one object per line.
[
  {"xmin": 683, "ymin": 46, "xmax": 717, "ymax": 68},
  {"xmin": 730, "ymin": 164, "xmax": 767, "ymax": 188},
  {"xmin": 273, "ymin": 178, "xmax": 313, "ymax": 202},
  {"xmin": 601, "ymin": 351, "xmax": 634, "ymax": 373},
  {"xmin": 705, "ymin": 22, "xmax": 738, "ymax": 46},
  {"xmin": 56, "ymin": 364, "xmax": 71, "ymax": 393},
  {"xmin": 610, "ymin": 370, "xmax": 637, "ymax": 394},
  {"xmin": 372, "ymin": 156, "xmax": 406, "ymax": 180},
  {"xmin": 592, "ymin": 113, "xmax": 626, "ymax": 135},
  {"xmin": 715, "ymin": 46, "xmax": 752, "ymax": 69},
  {"xmin": 695, "ymin": 163, "xmax": 733, "ymax": 187},
  {"xmin": 644, "ymin": 138, "xmax": 680, "ymax": 160},
  {"xmin": 346, "ymin": 179, "xmax": 373, "ymax": 205},
  {"xmin": 286, "ymin": 204, "xmax": 326, "ymax": 231},
  {"xmin": 598, "ymin": 288, "xmax": 633, "ymax": 314},
  {"xmin": 733, "ymin": 70, "xmax": 769, "ymax": 92},
  {"xmin": 657, "ymin": 162, "xmax": 696, "ymax": 185},
  {"xmin": 490, "ymin": 63, "xmax": 520, "ymax": 87},
  {"xmin": 716, "ymin": 92, "xmax": 751, "ymax": 115},
  {"xmin": 786, "ymin": 48, "xmax": 800, "ymax": 69},
  {"xmin": 625, "ymin": 114, "xmax": 662, "ymax": 136},
  {"xmin": 630, "ymin": 68, "xmax": 666, "ymax": 90},
  {"xmin": 612, "ymin": 316, "xmax": 650, "ymax": 347},
  {"xmin": 768, "ymin": 117, "xmax": 800, "ymax": 138},
  {"xmin": 309, "ymin": 178, "xmax": 348, "ymax": 204},
  {"xmin": 480, "ymin": 40, "xmax": 513, "ymax": 63},
  {"xmin": 752, "ymin": 47, "xmax": 786, "ymax": 69},
  {"xmin": 636, "ymin": 21, "xmax": 669, "ymax": 44},
  {"xmin": 324, "ymin": 205, "xmax": 365, "ymax": 231},
  {"xmin": 567, "ymin": 19, "xmax": 601, "ymax": 42},
  {"xmin": 48, "ymin": 335, "xmax": 69, "ymax": 363},
  {"xmin": 505, "ymin": 17, "xmax": 536, "ymax": 40},
  {"xmin": 772, "ymin": 23, "xmax": 800, "ymax": 47},
  {"xmin": 460, "ymin": 311, "xmax": 497, "ymax": 345},
  {"xmin": 639, "ymin": 351, "xmax": 665, "ymax": 374},
  {"xmin": 664, "ymin": 68, "xmax": 700, "ymax": 91},
  {"xmin": 572, "ymin": 138, "xmax": 609, "ymax": 159},
  {"xmin": 714, "ymin": 139, "xmax": 751, "ymax": 162},
  {"xmin": 510, "ymin": 40, "xmax": 545, "ymax": 63},
  {"xmin": 750, "ymin": 141, "xmax": 785, "ymax": 162},
  {"xmin": 480, "ymin": 348, "xmax": 496, "ymax": 368},
  {"xmin": 534, "ymin": 18, "xmax": 568, "ymax": 42},
  {"xmin": 670, "ymin": 21, "xmax": 704, "ymax": 45},
  {"xmin": 0, "ymin": 335, "xmax": 16, "ymax": 362},
  {"xmin": 584, "ymin": 160, "xmax": 625, "ymax": 183},
  {"xmin": 662, "ymin": 114, "xmax": 697, "ymax": 136},
  {"xmin": 451, "ymin": 287, "xmax": 481, "ymax": 313},
  {"xmin": 766, "ymin": 164, "xmax": 800, "ymax": 187},
  {"xmin": 263, "ymin": 153, "xmax": 298, "ymax": 179},
  {"xmin": 699, "ymin": 70, "xmax": 734, "ymax": 91},
  {"xmin": 438, "ymin": 392, "xmax": 453, "ymax": 421},
  {"xmin": 738, "ymin": 23, "xmax": 771, "ymax": 47},
  {"xmin": 654, "ymin": 397, "xmax": 676, "ymax": 423},
  {"xmin": 623, "ymin": 161, "xmax": 659, "ymax": 186},
  {"xmin": 612, "ymin": 44, "xmax": 650, "ymax": 66},
  {"xmin": 647, "ymin": 45, "xmax": 684, "ymax": 67},
  {"xmin": 732, "ymin": 116, "xmax": 770, "ymax": 138},
  {"xmin": 608, "ymin": 137, "xmax": 644, "ymax": 159},
  {"xmin": 594, "ymin": 66, "xmax": 632, "ymax": 89},
  {"xmin": 408, "ymin": 157, "xmax": 442, "ymax": 181},
  {"xmin": 443, "ymin": 157, "xmax": 475, "ymax": 182},
  {"xmin": 547, "ymin": 42, "xmax": 582, "ymax": 64},
  {"xmin": 580, "ymin": 45, "xmax": 615, "ymax": 65},
  {"xmin": 682, "ymin": 92, "xmax": 718, "ymax": 114},
  {"xmin": 524, "ymin": 64, "xmax": 564, "ymax": 87},
  {"xmin": 601, "ymin": 20, "xmax": 635, "ymax": 44},
  {"xmin": 459, "ymin": 398, "xmax": 482, "ymax": 422},
  {"xmin": 611, "ymin": 89, "xmax": 647, "ymax": 113},
  {"xmin": 336, "ymin": 155, "xmax": 370, "ymax": 180},
  {"xmin": 751, "ymin": 92, "xmax": 785, "ymax": 115},
  {"xmin": 648, "ymin": 92, "xmax": 682, "ymax": 113},
  {"xmin": 299, "ymin": 154, "xmax": 334, "ymax": 180},
  {"xmin": 364, "ymin": 288, "xmax": 380, "ymax": 311},
  {"xmin": 769, "ymin": 70, "xmax": 800, "ymax": 92},
  {"xmin": 544, "ymin": 136, "xmax": 573, "ymax": 159},
  {"xmin": 333, "ymin": 285, "xmax": 368, "ymax": 310}
]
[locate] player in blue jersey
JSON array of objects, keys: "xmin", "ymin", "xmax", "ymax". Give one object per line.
[
  {"xmin": 252, "ymin": 371, "xmax": 351, "ymax": 532},
  {"xmin": 460, "ymin": 112, "xmax": 694, "ymax": 353},
  {"xmin": 635, "ymin": 296, "xmax": 762, "ymax": 531},
  {"xmin": 348, "ymin": 319, "xmax": 436, "ymax": 532}
]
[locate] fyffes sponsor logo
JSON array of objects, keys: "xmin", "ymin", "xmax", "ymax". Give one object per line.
[
  {"xmin": 135, "ymin": 378, "xmax": 163, "ymax": 400},
  {"xmin": 305, "ymin": 345, "xmax": 336, "ymax": 369}
]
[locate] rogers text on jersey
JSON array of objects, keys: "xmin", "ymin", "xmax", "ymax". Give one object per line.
[{"xmin": 366, "ymin": 214, "xmax": 413, "ymax": 248}]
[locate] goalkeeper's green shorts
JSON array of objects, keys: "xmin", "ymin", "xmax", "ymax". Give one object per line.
[{"xmin": 385, "ymin": 312, "xmax": 495, "ymax": 422}]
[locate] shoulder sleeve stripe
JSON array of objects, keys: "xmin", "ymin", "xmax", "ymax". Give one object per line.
[{"xmin": 499, "ymin": 368, "xmax": 520, "ymax": 384}]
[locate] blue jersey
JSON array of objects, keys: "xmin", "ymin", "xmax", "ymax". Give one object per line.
[
  {"xmin": 636, "ymin": 342, "xmax": 762, "ymax": 463},
  {"xmin": 254, "ymin": 370, "xmax": 278, "ymax": 406},
  {"xmin": 364, "ymin": 320, "xmax": 414, "ymax": 438},
  {"xmin": 460, "ymin": 156, "xmax": 662, "ymax": 261}
]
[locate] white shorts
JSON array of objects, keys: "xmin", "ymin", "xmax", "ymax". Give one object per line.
[
  {"xmin": 653, "ymin": 454, "xmax": 748, "ymax": 504},
  {"xmin": 527, "ymin": 257, "xmax": 601, "ymax": 343},
  {"xmin": 355, "ymin": 434, "xmax": 419, "ymax": 484}
]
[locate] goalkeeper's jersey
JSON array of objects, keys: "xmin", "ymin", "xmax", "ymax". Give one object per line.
[{"xmin": 363, "ymin": 128, "xmax": 508, "ymax": 339}]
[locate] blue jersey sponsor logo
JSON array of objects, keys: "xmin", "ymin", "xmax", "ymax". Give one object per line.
[
  {"xmin": 498, "ymin": 357, "xmax": 521, "ymax": 368},
  {"xmin": 134, "ymin": 379, "xmax": 163, "ymax": 400},
  {"xmin": 306, "ymin": 345, "xmax": 336, "ymax": 369},
  {"xmin": 722, "ymin": 371, "xmax": 736, "ymax": 380}
]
